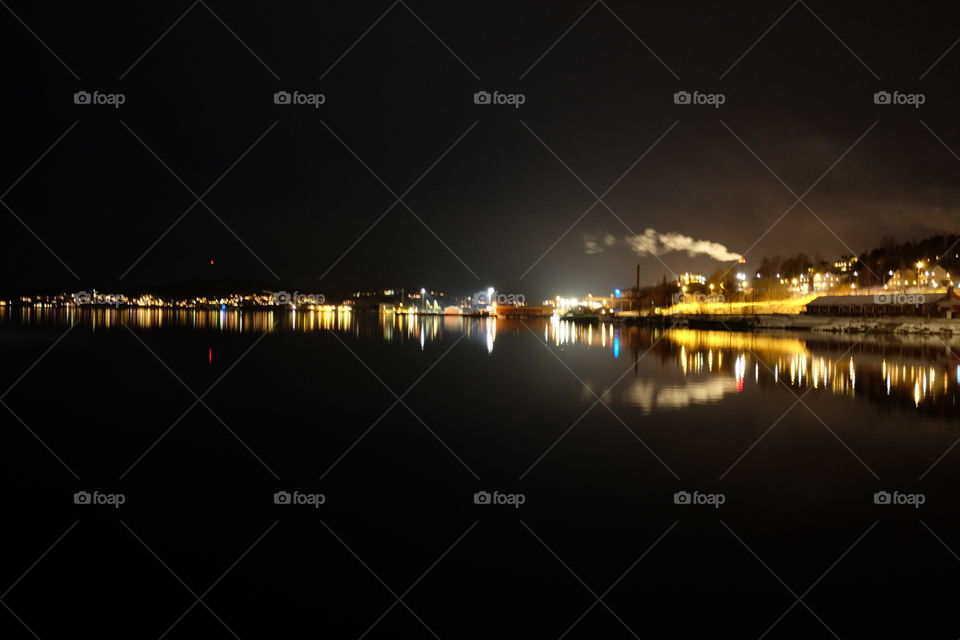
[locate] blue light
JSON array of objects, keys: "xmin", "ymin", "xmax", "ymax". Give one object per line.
[
  {"xmin": 614, "ymin": 288, "xmax": 622, "ymax": 298},
  {"xmin": 613, "ymin": 335, "xmax": 620, "ymax": 358}
]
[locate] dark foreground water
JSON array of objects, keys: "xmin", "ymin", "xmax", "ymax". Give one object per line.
[{"xmin": 3, "ymin": 307, "xmax": 960, "ymax": 638}]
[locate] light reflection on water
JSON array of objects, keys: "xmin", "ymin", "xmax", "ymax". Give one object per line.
[
  {"xmin": 5, "ymin": 306, "xmax": 960, "ymax": 417},
  {"xmin": 1, "ymin": 305, "xmax": 499, "ymax": 348},
  {"xmin": 581, "ymin": 323, "xmax": 960, "ymax": 417}
]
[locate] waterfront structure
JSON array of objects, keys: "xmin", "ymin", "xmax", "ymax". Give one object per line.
[{"xmin": 805, "ymin": 292, "xmax": 957, "ymax": 317}]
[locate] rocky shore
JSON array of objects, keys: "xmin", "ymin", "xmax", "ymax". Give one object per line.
[{"xmin": 636, "ymin": 313, "xmax": 960, "ymax": 335}]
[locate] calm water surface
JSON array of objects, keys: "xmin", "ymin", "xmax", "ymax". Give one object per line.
[
  {"xmin": 8, "ymin": 305, "xmax": 960, "ymax": 415},
  {"xmin": 2, "ymin": 307, "xmax": 959, "ymax": 637}
]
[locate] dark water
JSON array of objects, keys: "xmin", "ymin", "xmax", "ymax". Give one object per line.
[{"xmin": 3, "ymin": 307, "xmax": 960, "ymax": 637}]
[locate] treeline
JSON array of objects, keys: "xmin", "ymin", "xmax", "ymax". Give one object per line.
[
  {"xmin": 757, "ymin": 233, "xmax": 960, "ymax": 287},
  {"xmin": 857, "ymin": 234, "xmax": 960, "ymax": 285}
]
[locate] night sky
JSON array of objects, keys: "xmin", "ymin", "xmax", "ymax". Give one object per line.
[{"xmin": 3, "ymin": 1, "xmax": 960, "ymax": 299}]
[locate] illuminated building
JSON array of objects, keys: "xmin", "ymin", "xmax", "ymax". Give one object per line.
[
  {"xmin": 885, "ymin": 264, "xmax": 951, "ymax": 291},
  {"xmin": 676, "ymin": 273, "xmax": 707, "ymax": 286}
]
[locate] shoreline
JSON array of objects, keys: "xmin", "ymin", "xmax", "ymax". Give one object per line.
[
  {"xmin": 6, "ymin": 304, "xmax": 960, "ymax": 336},
  {"xmin": 626, "ymin": 313, "xmax": 960, "ymax": 335}
]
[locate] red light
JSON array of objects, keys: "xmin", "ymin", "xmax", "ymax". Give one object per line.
[
  {"xmin": 209, "ymin": 259, "xmax": 215, "ymax": 265},
  {"xmin": 208, "ymin": 347, "xmax": 213, "ymax": 364}
]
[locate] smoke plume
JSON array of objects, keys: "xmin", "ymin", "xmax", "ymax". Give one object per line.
[
  {"xmin": 583, "ymin": 233, "xmax": 617, "ymax": 255},
  {"xmin": 623, "ymin": 228, "xmax": 742, "ymax": 261}
]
